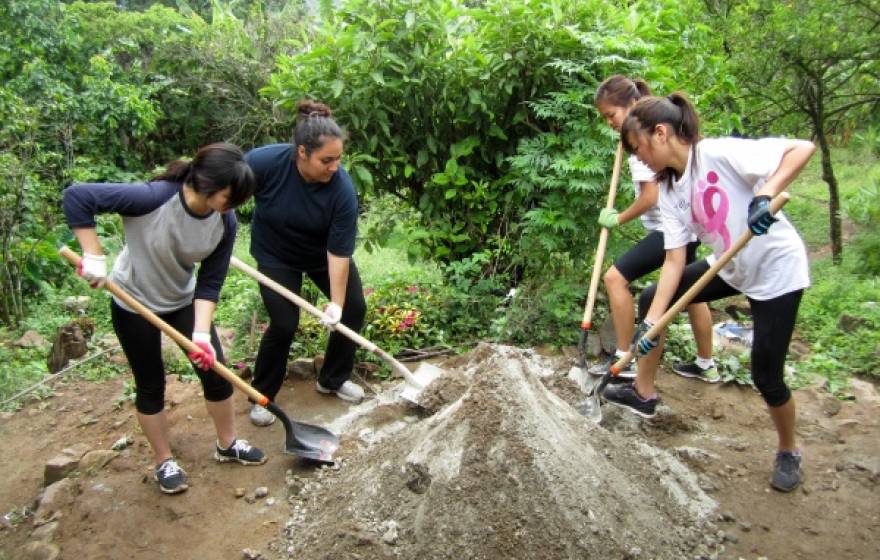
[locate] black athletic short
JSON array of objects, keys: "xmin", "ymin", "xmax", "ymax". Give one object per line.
[{"xmin": 613, "ymin": 229, "xmax": 700, "ymax": 283}]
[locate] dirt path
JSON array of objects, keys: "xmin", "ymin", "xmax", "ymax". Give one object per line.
[{"xmin": 1, "ymin": 344, "xmax": 879, "ymax": 560}]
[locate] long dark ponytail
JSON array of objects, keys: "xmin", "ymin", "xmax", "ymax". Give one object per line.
[
  {"xmin": 595, "ymin": 75, "xmax": 652, "ymax": 107},
  {"xmin": 620, "ymin": 93, "xmax": 701, "ymax": 183},
  {"xmin": 152, "ymin": 142, "xmax": 255, "ymax": 208}
]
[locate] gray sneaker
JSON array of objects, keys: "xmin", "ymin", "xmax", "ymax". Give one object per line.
[
  {"xmin": 770, "ymin": 450, "xmax": 802, "ymax": 492},
  {"xmin": 316, "ymin": 380, "xmax": 365, "ymax": 403},
  {"xmin": 249, "ymin": 404, "xmax": 276, "ymax": 427},
  {"xmin": 154, "ymin": 458, "xmax": 188, "ymax": 494},
  {"xmin": 214, "ymin": 439, "xmax": 267, "ymax": 466},
  {"xmin": 672, "ymin": 361, "xmax": 721, "ymax": 383}
]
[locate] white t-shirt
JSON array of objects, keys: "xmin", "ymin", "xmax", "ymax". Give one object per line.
[
  {"xmin": 628, "ymin": 155, "xmax": 663, "ymax": 232},
  {"xmin": 658, "ymin": 137, "xmax": 810, "ymax": 300}
]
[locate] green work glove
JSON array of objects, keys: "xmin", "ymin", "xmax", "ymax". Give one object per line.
[{"xmin": 598, "ymin": 208, "xmax": 620, "ymax": 229}]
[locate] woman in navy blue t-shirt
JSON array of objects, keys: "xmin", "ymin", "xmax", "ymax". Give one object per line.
[{"xmin": 246, "ymin": 100, "xmax": 367, "ymax": 426}]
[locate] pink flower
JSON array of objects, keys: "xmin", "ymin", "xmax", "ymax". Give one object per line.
[
  {"xmin": 397, "ymin": 310, "xmax": 418, "ymax": 331},
  {"xmin": 407, "ymin": 285, "xmax": 419, "ymax": 293},
  {"xmin": 259, "ymin": 323, "xmax": 268, "ymax": 333},
  {"xmin": 364, "ymin": 288, "xmax": 375, "ymax": 296},
  {"xmin": 235, "ymin": 361, "xmax": 246, "ymax": 370}
]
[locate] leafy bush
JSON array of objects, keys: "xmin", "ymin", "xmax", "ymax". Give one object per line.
[{"xmin": 845, "ymin": 179, "xmax": 880, "ymax": 277}]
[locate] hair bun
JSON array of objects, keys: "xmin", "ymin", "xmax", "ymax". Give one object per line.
[{"xmin": 297, "ymin": 99, "xmax": 332, "ymax": 119}]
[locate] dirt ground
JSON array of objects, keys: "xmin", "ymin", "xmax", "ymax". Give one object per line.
[{"xmin": 1, "ymin": 343, "xmax": 879, "ymax": 560}]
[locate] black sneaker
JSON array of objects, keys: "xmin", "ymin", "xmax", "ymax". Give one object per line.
[
  {"xmin": 214, "ymin": 439, "xmax": 267, "ymax": 466},
  {"xmin": 602, "ymin": 383, "xmax": 658, "ymax": 418},
  {"xmin": 154, "ymin": 458, "xmax": 188, "ymax": 494},
  {"xmin": 588, "ymin": 355, "xmax": 635, "ymax": 379},
  {"xmin": 672, "ymin": 361, "xmax": 721, "ymax": 383},
  {"xmin": 770, "ymin": 450, "xmax": 802, "ymax": 492}
]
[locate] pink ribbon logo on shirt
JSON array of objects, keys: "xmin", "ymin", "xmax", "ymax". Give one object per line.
[{"xmin": 691, "ymin": 171, "xmax": 731, "ymax": 252}]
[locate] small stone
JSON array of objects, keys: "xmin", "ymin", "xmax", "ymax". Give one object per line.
[
  {"xmin": 739, "ymin": 522, "xmax": 751, "ymax": 532},
  {"xmin": 111, "ymin": 436, "xmax": 133, "ymax": 451},
  {"xmin": 79, "ymin": 450, "xmax": 117, "ymax": 473},
  {"xmin": 241, "ymin": 548, "xmax": 262, "ymax": 560},
  {"xmin": 44, "ymin": 456, "xmax": 79, "ymax": 486},
  {"xmin": 234, "ymin": 488, "xmax": 246, "ymax": 498},
  {"xmin": 266, "ymin": 498, "xmax": 276, "ymax": 506},
  {"xmin": 15, "ymin": 330, "xmax": 49, "ymax": 349},
  {"xmin": 254, "ymin": 486, "xmax": 269, "ymax": 499},
  {"xmin": 718, "ymin": 511, "xmax": 736, "ymax": 523},
  {"xmin": 381, "ymin": 520, "xmax": 399, "ymax": 545}
]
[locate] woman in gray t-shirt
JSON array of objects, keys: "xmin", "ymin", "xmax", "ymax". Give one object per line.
[{"xmin": 63, "ymin": 143, "xmax": 265, "ymax": 495}]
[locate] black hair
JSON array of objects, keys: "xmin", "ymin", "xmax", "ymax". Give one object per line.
[
  {"xmin": 595, "ymin": 75, "xmax": 652, "ymax": 108},
  {"xmin": 292, "ymin": 100, "xmax": 346, "ymax": 157},
  {"xmin": 620, "ymin": 93, "xmax": 701, "ymax": 184},
  {"xmin": 152, "ymin": 142, "xmax": 255, "ymax": 209}
]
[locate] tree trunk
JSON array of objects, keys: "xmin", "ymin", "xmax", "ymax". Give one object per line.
[{"xmin": 814, "ymin": 127, "xmax": 843, "ymax": 264}]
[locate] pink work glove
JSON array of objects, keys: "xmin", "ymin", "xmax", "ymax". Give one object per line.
[{"xmin": 188, "ymin": 331, "xmax": 216, "ymax": 370}]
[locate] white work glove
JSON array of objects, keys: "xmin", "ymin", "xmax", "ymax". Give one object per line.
[
  {"xmin": 78, "ymin": 253, "xmax": 107, "ymax": 288},
  {"xmin": 187, "ymin": 331, "xmax": 216, "ymax": 370},
  {"xmin": 320, "ymin": 302, "xmax": 342, "ymax": 329}
]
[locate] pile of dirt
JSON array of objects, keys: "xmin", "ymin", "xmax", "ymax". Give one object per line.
[{"xmin": 270, "ymin": 344, "xmax": 720, "ymax": 559}]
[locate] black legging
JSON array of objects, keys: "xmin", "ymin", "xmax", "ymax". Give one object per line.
[
  {"xmin": 638, "ymin": 259, "xmax": 803, "ymax": 408},
  {"xmin": 111, "ymin": 300, "xmax": 231, "ymax": 415},
  {"xmin": 251, "ymin": 262, "xmax": 367, "ymax": 400}
]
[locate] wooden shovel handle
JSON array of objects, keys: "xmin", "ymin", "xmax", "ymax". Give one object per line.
[
  {"xmin": 58, "ymin": 246, "xmax": 269, "ymax": 406},
  {"xmin": 611, "ymin": 191, "xmax": 791, "ymax": 373},
  {"xmin": 229, "ymin": 257, "xmax": 424, "ymax": 388},
  {"xmin": 581, "ymin": 141, "xmax": 624, "ymax": 329}
]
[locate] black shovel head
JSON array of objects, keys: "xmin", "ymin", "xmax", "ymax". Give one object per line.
[{"xmin": 266, "ymin": 401, "xmax": 339, "ymax": 465}]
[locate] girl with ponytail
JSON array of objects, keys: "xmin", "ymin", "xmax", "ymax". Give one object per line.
[
  {"xmin": 245, "ymin": 99, "xmax": 367, "ymax": 426},
  {"xmin": 592, "ymin": 76, "xmax": 715, "ymax": 382},
  {"xmin": 604, "ymin": 92, "xmax": 816, "ymax": 493},
  {"xmin": 62, "ymin": 143, "xmax": 264, "ymax": 495}
]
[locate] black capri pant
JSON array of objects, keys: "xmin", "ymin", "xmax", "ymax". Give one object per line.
[
  {"xmin": 637, "ymin": 259, "xmax": 803, "ymax": 408},
  {"xmin": 614, "ymin": 229, "xmax": 700, "ymax": 283},
  {"xmin": 111, "ymin": 300, "xmax": 232, "ymax": 415}
]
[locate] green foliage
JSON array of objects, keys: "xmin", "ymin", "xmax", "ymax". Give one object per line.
[
  {"xmin": 846, "ymin": 179, "xmax": 880, "ymax": 276},
  {"xmin": 798, "ymin": 256, "xmax": 880, "ymax": 381},
  {"xmin": 263, "ymin": 0, "xmax": 644, "ymax": 264}
]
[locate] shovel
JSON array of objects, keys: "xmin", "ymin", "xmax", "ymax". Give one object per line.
[
  {"xmin": 228, "ymin": 257, "xmax": 440, "ymax": 403},
  {"xmin": 577, "ymin": 192, "xmax": 792, "ymax": 422},
  {"xmin": 59, "ymin": 247, "xmax": 339, "ymax": 464},
  {"xmin": 576, "ymin": 141, "xmax": 624, "ymax": 372}
]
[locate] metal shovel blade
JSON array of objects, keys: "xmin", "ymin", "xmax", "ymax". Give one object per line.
[
  {"xmin": 575, "ymin": 391, "xmax": 602, "ymax": 423},
  {"xmin": 574, "ymin": 370, "xmax": 613, "ymax": 424},
  {"xmin": 268, "ymin": 402, "xmax": 339, "ymax": 464}
]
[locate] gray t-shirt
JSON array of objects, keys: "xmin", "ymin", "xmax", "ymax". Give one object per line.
[{"xmin": 63, "ymin": 181, "xmax": 236, "ymax": 314}]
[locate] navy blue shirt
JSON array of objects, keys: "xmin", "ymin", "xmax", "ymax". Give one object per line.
[{"xmin": 246, "ymin": 144, "xmax": 359, "ymax": 272}]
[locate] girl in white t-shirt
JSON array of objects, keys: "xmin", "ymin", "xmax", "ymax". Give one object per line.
[
  {"xmin": 604, "ymin": 92, "xmax": 815, "ymax": 492},
  {"xmin": 593, "ymin": 76, "xmax": 715, "ymax": 381}
]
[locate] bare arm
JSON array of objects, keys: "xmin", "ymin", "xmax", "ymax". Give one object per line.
[
  {"xmin": 327, "ymin": 252, "xmax": 350, "ymax": 308},
  {"xmin": 644, "ymin": 246, "xmax": 687, "ymax": 323},
  {"xmin": 755, "ymin": 140, "xmax": 816, "ymax": 198},
  {"xmin": 617, "ymin": 180, "xmax": 659, "ymax": 225},
  {"xmin": 193, "ymin": 299, "xmax": 217, "ymax": 333},
  {"xmin": 72, "ymin": 227, "xmax": 103, "ymax": 255}
]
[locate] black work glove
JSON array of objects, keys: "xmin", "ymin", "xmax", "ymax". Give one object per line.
[
  {"xmin": 631, "ymin": 319, "xmax": 659, "ymax": 357},
  {"xmin": 747, "ymin": 195, "xmax": 778, "ymax": 235}
]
